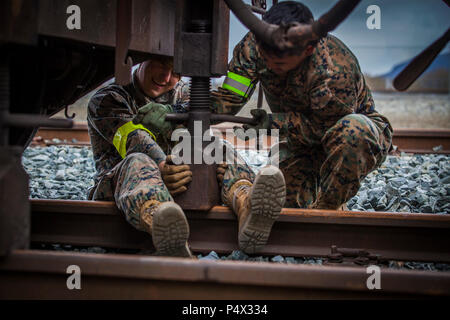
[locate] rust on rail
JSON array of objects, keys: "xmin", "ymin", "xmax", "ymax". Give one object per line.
[
  {"xmin": 0, "ymin": 249, "xmax": 449, "ymax": 299},
  {"xmin": 392, "ymin": 128, "xmax": 450, "ymax": 154},
  {"xmin": 30, "ymin": 199, "xmax": 450, "ymax": 263}
]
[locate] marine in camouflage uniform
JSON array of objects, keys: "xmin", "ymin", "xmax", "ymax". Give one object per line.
[
  {"xmin": 87, "ymin": 67, "xmax": 255, "ymax": 237},
  {"xmin": 211, "ymin": 3, "xmax": 393, "ymax": 210},
  {"xmin": 87, "ymin": 70, "xmax": 187, "ymax": 214},
  {"xmin": 88, "ymin": 53, "xmax": 290, "ymax": 255}
]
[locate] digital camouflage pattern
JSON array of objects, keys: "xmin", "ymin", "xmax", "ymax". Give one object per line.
[
  {"xmin": 212, "ymin": 32, "xmax": 393, "ymax": 209},
  {"xmin": 87, "ymin": 72, "xmax": 255, "ymax": 232},
  {"xmin": 109, "ymin": 153, "xmax": 173, "ymax": 232},
  {"xmin": 275, "ymin": 113, "xmax": 392, "ymax": 209},
  {"xmin": 220, "ymin": 140, "xmax": 256, "ymax": 204},
  {"xmin": 87, "ymin": 71, "xmax": 189, "ymax": 200}
]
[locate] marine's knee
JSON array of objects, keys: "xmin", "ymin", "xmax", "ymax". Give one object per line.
[{"xmin": 324, "ymin": 114, "xmax": 381, "ymax": 154}]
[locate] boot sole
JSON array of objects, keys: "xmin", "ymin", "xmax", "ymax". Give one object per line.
[
  {"xmin": 239, "ymin": 165, "xmax": 286, "ymax": 254},
  {"xmin": 152, "ymin": 202, "xmax": 192, "ymax": 258}
]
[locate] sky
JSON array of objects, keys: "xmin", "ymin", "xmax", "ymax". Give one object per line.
[{"xmin": 228, "ymin": 0, "xmax": 450, "ymax": 76}]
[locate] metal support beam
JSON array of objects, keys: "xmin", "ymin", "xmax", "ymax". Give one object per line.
[{"xmin": 115, "ymin": 0, "xmax": 133, "ymax": 85}]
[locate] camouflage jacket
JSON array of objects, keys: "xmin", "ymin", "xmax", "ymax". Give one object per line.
[
  {"xmin": 211, "ymin": 32, "xmax": 392, "ymax": 148},
  {"xmin": 87, "ymin": 71, "xmax": 189, "ymax": 186}
]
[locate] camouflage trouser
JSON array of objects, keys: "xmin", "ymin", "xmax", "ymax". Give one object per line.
[
  {"xmin": 277, "ymin": 114, "xmax": 392, "ymax": 209},
  {"xmin": 89, "ymin": 142, "xmax": 254, "ymax": 232},
  {"xmin": 220, "ymin": 141, "xmax": 256, "ymax": 204}
]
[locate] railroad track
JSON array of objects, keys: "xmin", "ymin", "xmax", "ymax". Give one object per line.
[
  {"xmin": 33, "ymin": 122, "xmax": 450, "ymax": 154},
  {"xmin": 2, "ymin": 249, "xmax": 449, "ymax": 299},
  {"xmin": 8, "ymin": 125, "xmax": 450, "ymax": 298},
  {"xmin": 30, "ymin": 200, "xmax": 450, "ymax": 262},
  {"xmin": 1, "ymin": 199, "xmax": 449, "ymax": 299}
]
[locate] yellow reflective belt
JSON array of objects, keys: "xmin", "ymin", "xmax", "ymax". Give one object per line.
[
  {"xmin": 222, "ymin": 71, "xmax": 253, "ymax": 97},
  {"xmin": 112, "ymin": 121, "xmax": 156, "ymax": 158}
]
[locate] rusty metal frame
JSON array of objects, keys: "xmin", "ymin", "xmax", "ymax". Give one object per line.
[
  {"xmin": 30, "ymin": 200, "xmax": 450, "ymax": 263},
  {"xmin": 224, "ymin": 0, "xmax": 361, "ymax": 51},
  {"xmin": 1, "ymin": 249, "xmax": 449, "ymax": 299},
  {"xmin": 115, "ymin": 0, "xmax": 133, "ymax": 85}
]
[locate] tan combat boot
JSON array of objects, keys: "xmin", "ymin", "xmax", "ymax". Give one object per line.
[
  {"xmin": 140, "ymin": 200, "xmax": 193, "ymax": 258},
  {"xmin": 226, "ymin": 165, "xmax": 286, "ymax": 254}
]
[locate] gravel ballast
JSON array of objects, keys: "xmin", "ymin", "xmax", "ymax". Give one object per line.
[
  {"xmin": 22, "ymin": 144, "xmax": 449, "ymax": 214},
  {"xmin": 23, "ymin": 145, "xmax": 450, "ymax": 272},
  {"xmin": 32, "ymin": 243, "xmax": 450, "ymax": 272}
]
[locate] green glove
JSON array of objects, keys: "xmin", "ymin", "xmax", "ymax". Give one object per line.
[
  {"xmin": 132, "ymin": 102, "xmax": 174, "ymax": 137},
  {"xmin": 234, "ymin": 109, "xmax": 271, "ymax": 140},
  {"xmin": 244, "ymin": 109, "xmax": 270, "ymax": 130}
]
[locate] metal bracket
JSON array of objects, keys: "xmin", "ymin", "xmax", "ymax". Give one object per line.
[
  {"xmin": 0, "ymin": 56, "xmax": 72, "ymax": 256},
  {"xmin": 251, "ymin": 0, "xmax": 266, "ymax": 10},
  {"xmin": 115, "ymin": 0, "xmax": 133, "ymax": 85},
  {"xmin": 327, "ymin": 245, "xmax": 382, "ymax": 266}
]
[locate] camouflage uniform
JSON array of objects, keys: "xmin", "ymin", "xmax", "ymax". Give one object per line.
[
  {"xmin": 87, "ymin": 72, "xmax": 254, "ymax": 232},
  {"xmin": 212, "ymin": 32, "xmax": 393, "ymax": 209}
]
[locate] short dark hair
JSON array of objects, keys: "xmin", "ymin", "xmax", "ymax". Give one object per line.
[
  {"xmin": 256, "ymin": 1, "xmax": 318, "ymax": 57},
  {"xmin": 139, "ymin": 55, "xmax": 180, "ymax": 78}
]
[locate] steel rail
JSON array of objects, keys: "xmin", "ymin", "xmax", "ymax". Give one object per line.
[
  {"xmin": 33, "ymin": 123, "xmax": 450, "ymax": 154},
  {"xmin": 392, "ymin": 128, "xmax": 450, "ymax": 154},
  {"xmin": 30, "ymin": 199, "xmax": 450, "ymax": 263},
  {"xmin": 0, "ymin": 249, "xmax": 449, "ymax": 299},
  {"xmin": 33, "ymin": 122, "xmax": 90, "ymax": 145}
]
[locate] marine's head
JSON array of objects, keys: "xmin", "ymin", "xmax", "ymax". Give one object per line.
[
  {"xmin": 135, "ymin": 55, "xmax": 181, "ymax": 98},
  {"xmin": 256, "ymin": 1, "xmax": 318, "ymax": 75}
]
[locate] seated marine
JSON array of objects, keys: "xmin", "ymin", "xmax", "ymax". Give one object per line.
[
  {"xmin": 87, "ymin": 55, "xmax": 286, "ymax": 257},
  {"xmin": 212, "ymin": 1, "xmax": 393, "ymax": 210}
]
